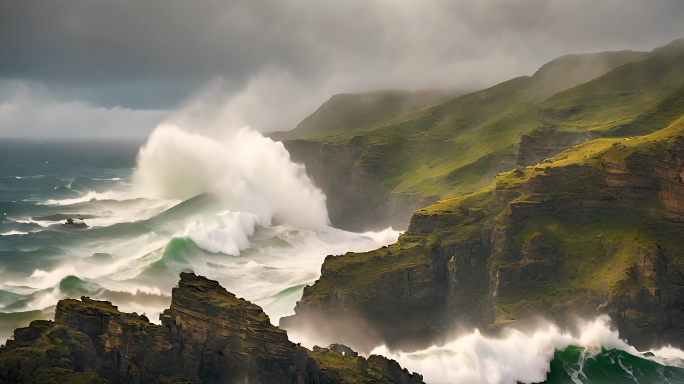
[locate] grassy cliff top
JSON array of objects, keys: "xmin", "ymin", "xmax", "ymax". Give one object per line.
[
  {"xmin": 299, "ymin": 114, "xmax": 684, "ymax": 317},
  {"xmin": 276, "ymin": 40, "xmax": 684, "ymax": 201}
]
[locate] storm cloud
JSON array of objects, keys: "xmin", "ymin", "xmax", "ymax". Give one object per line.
[{"xmin": 1, "ymin": 0, "xmax": 684, "ymax": 137}]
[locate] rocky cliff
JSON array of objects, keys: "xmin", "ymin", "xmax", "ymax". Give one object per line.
[
  {"xmin": 269, "ymin": 44, "xmax": 677, "ymax": 232},
  {"xmin": 281, "ymin": 138, "xmax": 439, "ymax": 231},
  {"xmin": 516, "ymin": 125, "xmax": 593, "ymax": 167},
  {"xmin": 0, "ymin": 273, "xmax": 424, "ymax": 384},
  {"xmin": 283, "ymin": 118, "xmax": 684, "ymax": 351}
]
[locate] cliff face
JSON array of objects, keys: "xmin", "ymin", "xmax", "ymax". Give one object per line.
[
  {"xmin": 272, "ymin": 46, "xmax": 675, "ymax": 232},
  {"xmin": 0, "ymin": 273, "xmax": 423, "ymax": 384},
  {"xmin": 517, "ymin": 126, "xmax": 593, "ymax": 167},
  {"xmin": 285, "ymin": 120, "xmax": 684, "ymax": 351},
  {"xmin": 282, "ymin": 138, "xmax": 438, "ymax": 232}
]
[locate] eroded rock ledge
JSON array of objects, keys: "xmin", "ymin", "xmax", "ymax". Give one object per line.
[{"xmin": 0, "ymin": 272, "xmax": 423, "ymax": 384}]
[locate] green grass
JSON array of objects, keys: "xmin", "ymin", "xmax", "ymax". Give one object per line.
[
  {"xmin": 301, "ymin": 108, "xmax": 684, "ymax": 322},
  {"xmin": 280, "ymin": 40, "xmax": 684, "ymax": 203}
]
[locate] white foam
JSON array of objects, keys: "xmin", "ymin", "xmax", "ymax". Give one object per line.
[
  {"xmin": 129, "ymin": 123, "xmax": 331, "ymax": 258},
  {"xmin": 370, "ymin": 316, "xmax": 653, "ymax": 384},
  {"xmin": 42, "ymin": 190, "xmax": 133, "ymax": 205},
  {"xmin": 0, "ymin": 230, "xmax": 29, "ymax": 236},
  {"xmin": 184, "ymin": 211, "xmax": 261, "ymax": 255},
  {"xmin": 360, "ymin": 227, "xmax": 401, "ymax": 245},
  {"xmin": 133, "ymin": 125, "xmax": 330, "ymax": 229},
  {"xmin": 7, "ymin": 217, "xmax": 53, "ymax": 227}
]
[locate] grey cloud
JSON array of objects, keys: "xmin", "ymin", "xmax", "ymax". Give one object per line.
[
  {"xmin": 1, "ymin": 0, "xmax": 684, "ymax": 134},
  {"xmin": 0, "ymin": 81, "xmax": 169, "ymax": 139}
]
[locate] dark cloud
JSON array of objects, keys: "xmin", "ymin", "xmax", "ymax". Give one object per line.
[{"xmin": 1, "ymin": 0, "xmax": 684, "ymax": 134}]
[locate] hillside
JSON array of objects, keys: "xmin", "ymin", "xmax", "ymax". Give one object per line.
[
  {"xmin": 272, "ymin": 42, "xmax": 684, "ymax": 231},
  {"xmin": 268, "ymin": 89, "xmax": 460, "ymax": 141},
  {"xmin": 283, "ymin": 113, "xmax": 684, "ymax": 352}
]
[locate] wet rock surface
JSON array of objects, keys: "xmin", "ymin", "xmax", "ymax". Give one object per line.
[{"xmin": 0, "ymin": 273, "xmax": 423, "ymax": 384}]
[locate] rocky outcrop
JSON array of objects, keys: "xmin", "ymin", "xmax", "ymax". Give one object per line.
[
  {"xmin": 516, "ymin": 127, "xmax": 593, "ymax": 167},
  {"xmin": 286, "ymin": 127, "xmax": 684, "ymax": 351},
  {"xmin": 493, "ymin": 233, "xmax": 558, "ymax": 298},
  {"xmin": 656, "ymin": 149, "xmax": 684, "ymax": 214},
  {"xmin": 0, "ymin": 273, "xmax": 424, "ymax": 384},
  {"xmin": 537, "ymin": 107, "xmax": 584, "ymax": 123}
]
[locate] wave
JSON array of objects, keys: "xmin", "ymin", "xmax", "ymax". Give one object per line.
[
  {"xmin": 7, "ymin": 217, "xmax": 54, "ymax": 227},
  {"xmin": 41, "ymin": 190, "xmax": 134, "ymax": 205},
  {"xmin": 0, "ymin": 230, "xmax": 29, "ymax": 236},
  {"xmin": 133, "ymin": 124, "xmax": 330, "ymax": 227},
  {"xmin": 184, "ymin": 211, "xmax": 261, "ymax": 255},
  {"xmin": 370, "ymin": 316, "xmax": 684, "ymax": 384},
  {"xmin": 11, "ymin": 175, "xmax": 44, "ymax": 179},
  {"xmin": 91, "ymin": 177, "xmax": 123, "ymax": 181},
  {"xmin": 0, "ymin": 121, "xmax": 400, "ymax": 345}
]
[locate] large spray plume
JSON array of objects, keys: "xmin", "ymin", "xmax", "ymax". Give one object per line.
[{"xmin": 131, "ymin": 92, "xmax": 330, "ymax": 254}]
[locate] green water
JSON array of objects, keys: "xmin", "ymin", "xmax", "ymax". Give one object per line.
[
  {"xmin": 545, "ymin": 346, "xmax": 684, "ymax": 383},
  {"xmin": 0, "ymin": 139, "xmax": 394, "ymax": 346},
  {"xmin": 2, "ymin": 140, "xmax": 683, "ymax": 384}
]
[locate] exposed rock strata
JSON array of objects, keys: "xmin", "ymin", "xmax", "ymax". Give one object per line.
[
  {"xmin": 517, "ymin": 127, "xmax": 593, "ymax": 167},
  {"xmin": 286, "ymin": 129, "xmax": 684, "ymax": 351},
  {"xmin": 281, "ymin": 138, "xmax": 438, "ymax": 232},
  {"xmin": 0, "ymin": 273, "xmax": 423, "ymax": 384}
]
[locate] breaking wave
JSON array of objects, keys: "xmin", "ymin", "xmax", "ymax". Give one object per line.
[
  {"xmin": 0, "ymin": 125, "xmax": 398, "ymax": 345},
  {"xmin": 372, "ymin": 316, "xmax": 684, "ymax": 384}
]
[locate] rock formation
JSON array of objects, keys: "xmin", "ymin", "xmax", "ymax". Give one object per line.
[
  {"xmin": 284, "ymin": 119, "xmax": 684, "ymax": 351},
  {"xmin": 516, "ymin": 127, "xmax": 593, "ymax": 167},
  {"xmin": 0, "ymin": 273, "xmax": 424, "ymax": 384},
  {"xmin": 280, "ymin": 137, "xmax": 439, "ymax": 232}
]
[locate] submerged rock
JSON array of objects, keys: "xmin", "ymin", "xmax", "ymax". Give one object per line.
[
  {"xmin": 0, "ymin": 272, "xmax": 423, "ymax": 384},
  {"xmin": 63, "ymin": 218, "xmax": 88, "ymax": 228}
]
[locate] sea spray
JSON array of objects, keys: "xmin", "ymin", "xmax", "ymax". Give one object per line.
[
  {"xmin": 133, "ymin": 124, "xmax": 329, "ymax": 227},
  {"xmin": 0, "ymin": 137, "xmax": 400, "ymax": 344},
  {"xmin": 370, "ymin": 316, "xmax": 684, "ymax": 384}
]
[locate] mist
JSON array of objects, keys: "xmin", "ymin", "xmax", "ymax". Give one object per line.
[
  {"xmin": 2, "ymin": 0, "xmax": 684, "ymax": 136},
  {"xmin": 370, "ymin": 316, "xmax": 681, "ymax": 384}
]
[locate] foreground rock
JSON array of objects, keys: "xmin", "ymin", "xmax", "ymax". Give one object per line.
[{"xmin": 0, "ymin": 272, "xmax": 423, "ymax": 384}]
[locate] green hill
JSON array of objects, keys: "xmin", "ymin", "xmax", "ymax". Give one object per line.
[
  {"xmin": 269, "ymin": 89, "xmax": 460, "ymax": 141},
  {"xmin": 274, "ymin": 42, "xmax": 684, "ymax": 230},
  {"xmin": 279, "ymin": 38, "xmax": 684, "ymax": 349}
]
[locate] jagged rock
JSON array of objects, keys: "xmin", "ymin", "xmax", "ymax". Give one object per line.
[{"xmin": 0, "ymin": 273, "xmax": 424, "ymax": 384}]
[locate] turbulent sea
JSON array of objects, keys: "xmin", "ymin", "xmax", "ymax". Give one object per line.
[
  {"xmin": 2, "ymin": 133, "xmax": 684, "ymax": 383},
  {"xmin": 0, "ymin": 137, "xmax": 398, "ymax": 341}
]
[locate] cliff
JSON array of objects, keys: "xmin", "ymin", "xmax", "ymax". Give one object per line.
[
  {"xmin": 516, "ymin": 126, "xmax": 593, "ymax": 167},
  {"xmin": 0, "ymin": 273, "xmax": 423, "ymax": 384},
  {"xmin": 281, "ymin": 138, "xmax": 439, "ymax": 231},
  {"xmin": 269, "ymin": 43, "xmax": 681, "ymax": 231},
  {"xmin": 284, "ymin": 116, "xmax": 684, "ymax": 351}
]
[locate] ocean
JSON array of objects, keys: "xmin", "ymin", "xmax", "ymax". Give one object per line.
[{"xmin": 2, "ymin": 132, "xmax": 684, "ymax": 384}]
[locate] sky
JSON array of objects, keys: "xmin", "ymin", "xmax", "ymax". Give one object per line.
[{"xmin": 1, "ymin": 0, "xmax": 684, "ymax": 138}]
